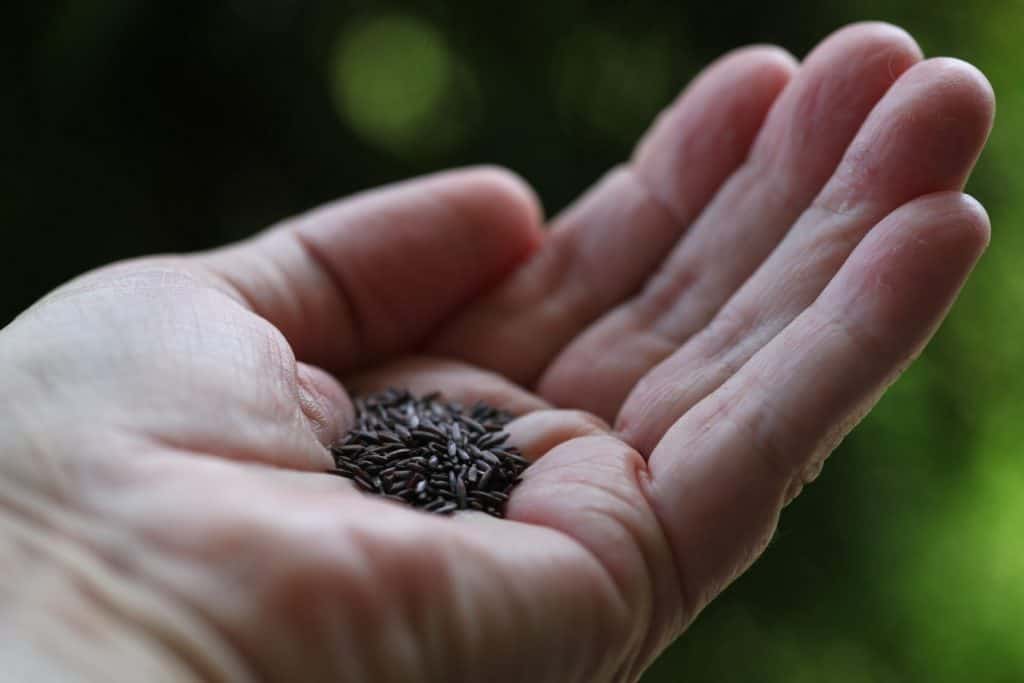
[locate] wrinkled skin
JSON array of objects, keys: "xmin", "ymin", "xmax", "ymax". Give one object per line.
[{"xmin": 0, "ymin": 23, "xmax": 994, "ymax": 682}]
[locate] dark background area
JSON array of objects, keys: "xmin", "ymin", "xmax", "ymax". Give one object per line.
[{"xmin": 3, "ymin": 1, "xmax": 1023, "ymax": 680}]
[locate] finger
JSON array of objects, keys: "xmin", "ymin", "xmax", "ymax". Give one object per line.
[
  {"xmin": 620, "ymin": 57, "xmax": 994, "ymax": 453},
  {"xmin": 645, "ymin": 192, "xmax": 989, "ymax": 614},
  {"xmin": 540, "ymin": 22, "xmax": 923, "ymax": 421},
  {"xmin": 430, "ymin": 46, "xmax": 797, "ymax": 384},
  {"xmin": 503, "ymin": 410, "xmax": 610, "ymax": 462},
  {"xmin": 500, "ymin": 432, "xmax": 686, "ymax": 674},
  {"xmin": 296, "ymin": 361, "xmax": 355, "ymax": 447},
  {"xmin": 197, "ymin": 167, "xmax": 543, "ymax": 374},
  {"xmin": 344, "ymin": 356, "xmax": 550, "ymax": 416}
]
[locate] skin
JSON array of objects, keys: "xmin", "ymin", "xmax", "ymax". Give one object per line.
[{"xmin": 0, "ymin": 22, "xmax": 994, "ymax": 682}]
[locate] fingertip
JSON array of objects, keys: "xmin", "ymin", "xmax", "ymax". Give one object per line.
[
  {"xmin": 296, "ymin": 362, "xmax": 355, "ymax": 451},
  {"xmin": 910, "ymin": 57, "xmax": 996, "ymax": 130},
  {"xmin": 720, "ymin": 43, "xmax": 799, "ymax": 73},
  {"xmin": 690, "ymin": 44, "xmax": 797, "ymax": 105},
  {"xmin": 463, "ymin": 164, "xmax": 547, "ymax": 224},
  {"xmin": 437, "ymin": 165, "xmax": 546, "ymax": 254},
  {"xmin": 505, "ymin": 409, "xmax": 611, "ymax": 462},
  {"xmin": 959, "ymin": 192, "xmax": 992, "ymax": 246},
  {"xmin": 825, "ymin": 192, "xmax": 993, "ymax": 356},
  {"xmin": 937, "ymin": 193, "xmax": 991, "ymax": 256},
  {"xmin": 899, "ymin": 191, "xmax": 991, "ymax": 257},
  {"xmin": 817, "ymin": 21, "xmax": 924, "ymax": 63}
]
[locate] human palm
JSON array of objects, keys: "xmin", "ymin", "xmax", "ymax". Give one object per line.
[{"xmin": 0, "ymin": 24, "xmax": 993, "ymax": 682}]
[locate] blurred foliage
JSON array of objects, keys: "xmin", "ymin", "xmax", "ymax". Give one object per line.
[{"xmin": 3, "ymin": 1, "xmax": 1023, "ymax": 680}]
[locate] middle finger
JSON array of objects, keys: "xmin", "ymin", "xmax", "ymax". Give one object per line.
[{"xmin": 538, "ymin": 23, "xmax": 923, "ymax": 421}]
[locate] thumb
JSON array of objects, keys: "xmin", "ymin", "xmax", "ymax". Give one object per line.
[
  {"xmin": 295, "ymin": 361, "xmax": 355, "ymax": 448},
  {"xmin": 196, "ymin": 166, "xmax": 543, "ymax": 375}
]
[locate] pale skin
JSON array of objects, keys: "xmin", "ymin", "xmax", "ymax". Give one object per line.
[{"xmin": 0, "ymin": 22, "xmax": 994, "ymax": 682}]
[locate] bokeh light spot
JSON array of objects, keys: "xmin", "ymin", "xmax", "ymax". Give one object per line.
[{"xmin": 329, "ymin": 14, "xmax": 470, "ymax": 158}]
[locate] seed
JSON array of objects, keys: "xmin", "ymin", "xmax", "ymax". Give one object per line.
[
  {"xmin": 328, "ymin": 389, "xmax": 527, "ymax": 518},
  {"xmin": 478, "ymin": 466, "xmax": 494, "ymax": 489},
  {"xmin": 379, "ymin": 430, "xmax": 402, "ymax": 444},
  {"xmin": 455, "ymin": 477, "xmax": 467, "ymax": 509},
  {"xmin": 435, "ymin": 501, "xmax": 458, "ymax": 515}
]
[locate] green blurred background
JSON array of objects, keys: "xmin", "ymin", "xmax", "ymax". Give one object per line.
[{"xmin": 3, "ymin": 1, "xmax": 1022, "ymax": 680}]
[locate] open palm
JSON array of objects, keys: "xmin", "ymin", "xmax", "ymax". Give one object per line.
[{"xmin": 1, "ymin": 24, "xmax": 993, "ymax": 682}]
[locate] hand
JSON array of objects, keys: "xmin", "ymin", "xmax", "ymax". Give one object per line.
[{"xmin": 0, "ymin": 22, "xmax": 993, "ymax": 682}]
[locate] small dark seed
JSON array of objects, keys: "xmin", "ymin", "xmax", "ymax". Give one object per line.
[
  {"xmin": 435, "ymin": 501, "xmax": 458, "ymax": 515},
  {"xmin": 329, "ymin": 389, "xmax": 527, "ymax": 518},
  {"xmin": 455, "ymin": 477, "xmax": 467, "ymax": 509},
  {"xmin": 478, "ymin": 467, "xmax": 494, "ymax": 489}
]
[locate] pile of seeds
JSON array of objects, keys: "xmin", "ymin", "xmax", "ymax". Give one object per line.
[{"xmin": 328, "ymin": 389, "xmax": 528, "ymax": 517}]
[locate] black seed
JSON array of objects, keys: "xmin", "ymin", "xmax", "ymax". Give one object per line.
[
  {"xmin": 435, "ymin": 501, "xmax": 458, "ymax": 515},
  {"xmin": 455, "ymin": 477, "xmax": 467, "ymax": 509},
  {"xmin": 328, "ymin": 389, "xmax": 528, "ymax": 518},
  {"xmin": 379, "ymin": 430, "xmax": 402, "ymax": 444},
  {"xmin": 484, "ymin": 432, "xmax": 510, "ymax": 448},
  {"xmin": 478, "ymin": 466, "xmax": 494, "ymax": 489}
]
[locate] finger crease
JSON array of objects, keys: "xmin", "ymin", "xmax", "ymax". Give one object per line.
[{"xmin": 288, "ymin": 229, "xmax": 366, "ymax": 363}]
